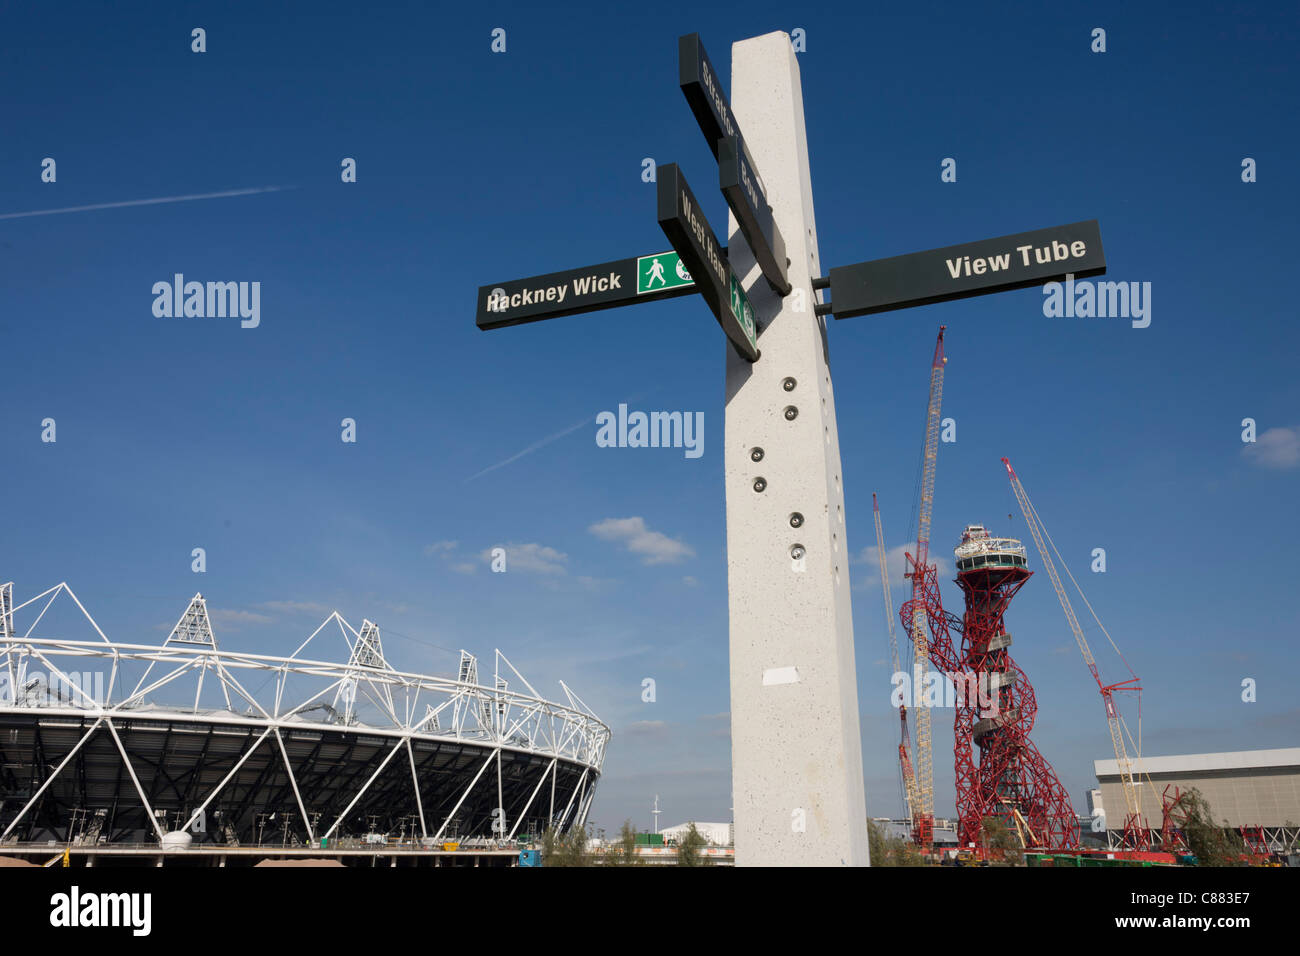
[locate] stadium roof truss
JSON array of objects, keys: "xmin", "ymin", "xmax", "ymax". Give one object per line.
[{"xmin": 0, "ymin": 582, "xmax": 609, "ymax": 846}]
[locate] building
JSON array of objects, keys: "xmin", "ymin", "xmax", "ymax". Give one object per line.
[
  {"xmin": 1077, "ymin": 789, "xmax": 1107, "ymax": 846},
  {"xmin": 1094, "ymin": 748, "xmax": 1300, "ymax": 852},
  {"xmin": 871, "ymin": 818, "xmax": 959, "ymax": 852},
  {"xmin": 659, "ymin": 821, "xmax": 733, "ymax": 845},
  {"xmin": 1084, "ymin": 788, "xmax": 1105, "ymax": 831}
]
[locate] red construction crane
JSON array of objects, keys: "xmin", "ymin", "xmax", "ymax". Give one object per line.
[{"xmin": 899, "ymin": 327, "xmax": 947, "ymax": 848}]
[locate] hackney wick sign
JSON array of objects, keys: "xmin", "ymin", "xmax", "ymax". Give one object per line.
[
  {"xmin": 475, "ymin": 33, "xmax": 1104, "ymax": 358},
  {"xmin": 475, "ymin": 32, "xmax": 779, "ymax": 362},
  {"xmin": 476, "ymin": 252, "xmax": 696, "ymax": 329}
]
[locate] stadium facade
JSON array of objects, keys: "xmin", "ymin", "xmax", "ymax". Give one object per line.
[{"xmin": 0, "ymin": 583, "xmax": 609, "ymax": 851}]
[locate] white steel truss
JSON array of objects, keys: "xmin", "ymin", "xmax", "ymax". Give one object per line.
[
  {"xmin": 0, "ymin": 582, "xmax": 609, "ymax": 847},
  {"xmin": 1103, "ymin": 824, "xmax": 1300, "ymax": 854}
]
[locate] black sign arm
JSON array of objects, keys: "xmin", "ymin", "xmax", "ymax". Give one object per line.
[
  {"xmin": 656, "ymin": 163, "xmax": 759, "ymax": 362},
  {"xmin": 475, "ymin": 255, "xmax": 696, "ymax": 330},
  {"xmin": 825, "ymin": 220, "xmax": 1107, "ymax": 319},
  {"xmin": 825, "ymin": 268, "xmax": 1109, "ymax": 317},
  {"xmin": 719, "ymin": 136, "xmax": 791, "ymax": 296},
  {"xmin": 678, "ymin": 34, "xmax": 728, "ymax": 158}
]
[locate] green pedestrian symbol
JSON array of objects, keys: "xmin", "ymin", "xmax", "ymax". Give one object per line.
[
  {"xmin": 647, "ymin": 258, "xmax": 667, "ymax": 288},
  {"xmin": 637, "ymin": 251, "xmax": 695, "ymax": 295}
]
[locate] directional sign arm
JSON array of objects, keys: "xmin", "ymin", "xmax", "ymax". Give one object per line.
[
  {"xmin": 825, "ymin": 220, "xmax": 1106, "ymax": 319},
  {"xmin": 476, "ymin": 254, "xmax": 696, "ymax": 330},
  {"xmin": 719, "ymin": 136, "xmax": 791, "ymax": 296},
  {"xmin": 656, "ymin": 163, "xmax": 758, "ymax": 362},
  {"xmin": 678, "ymin": 33, "xmax": 788, "ymax": 295},
  {"xmin": 678, "ymin": 34, "xmax": 730, "ymax": 158}
]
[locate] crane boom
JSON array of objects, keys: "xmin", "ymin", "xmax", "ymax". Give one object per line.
[
  {"xmin": 873, "ymin": 494, "xmax": 902, "ymax": 679},
  {"xmin": 903, "ymin": 327, "xmax": 947, "ymax": 847},
  {"xmin": 1002, "ymin": 457, "xmax": 1144, "ymax": 832},
  {"xmin": 874, "ymin": 493, "xmax": 919, "ymax": 827},
  {"xmin": 913, "ymin": 329, "xmax": 947, "ymax": 572}
]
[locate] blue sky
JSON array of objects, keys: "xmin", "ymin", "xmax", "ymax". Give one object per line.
[{"xmin": 2, "ymin": 1, "xmax": 1297, "ymax": 836}]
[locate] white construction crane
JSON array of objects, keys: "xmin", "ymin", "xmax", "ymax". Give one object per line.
[
  {"xmin": 874, "ymin": 493, "xmax": 920, "ymax": 829},
  {"xmin": 1003, "ymin": 457, "xmax": 1149, "ymax": 846}
]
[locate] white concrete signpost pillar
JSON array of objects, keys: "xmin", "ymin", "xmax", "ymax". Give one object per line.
[
  {"xmin": 476, "ymin": 28, "xmax": 1106, "ymax": 868},
  {"xmin": 723, "ymin": 32, "xmax": 869, "ymax": 867}
]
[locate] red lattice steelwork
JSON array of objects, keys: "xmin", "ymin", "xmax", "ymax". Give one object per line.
[{"xmin": 901, "ymin": 528, "xmax": 1078, "ymax": 850}]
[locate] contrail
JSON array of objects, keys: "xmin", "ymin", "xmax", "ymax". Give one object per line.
[
  {"xmin": 466, "ymin": 415, "xmax": 595, "ymax": 482},
  {"xmin": 0, "ymin": 185, "xmax": 292, "ymax": 221},
  {"xmin": 464, "ymin": 388, "xmax": 659, "ymax": 482}
]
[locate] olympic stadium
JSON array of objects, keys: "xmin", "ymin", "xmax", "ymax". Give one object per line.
[{"xmin": 0, "ymin": 582, "xmax": 609, "ymax": 861}]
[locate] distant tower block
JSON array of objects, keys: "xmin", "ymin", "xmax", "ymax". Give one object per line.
[{"xmin": 951, "ymin": 525, "xmax": 1076, "ymax": 850}]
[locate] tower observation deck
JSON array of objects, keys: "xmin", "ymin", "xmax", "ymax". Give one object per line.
[{"xmin": 954, "ymin": 525, "xmax": 1028, "ymax": 573}]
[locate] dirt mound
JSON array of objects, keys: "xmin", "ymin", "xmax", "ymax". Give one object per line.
[{"xmin": 253, "ymin": 858, "xmax": 345, "ymax": 867}]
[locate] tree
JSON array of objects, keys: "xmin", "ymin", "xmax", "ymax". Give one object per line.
[
  {"xmin": 676, "ymin": 822, "xmax": 707, "ymax": 866},
  {"xmin": 539, "ymin": 824, "xmax": 592, "ymax": 867},
  {"xmin": 604, "ymin": 819, "xmax": 641, "ymax": 866},
  {"xmin": 867, "ymin": 820, "xmax": 925, "ymax": 867},
  {"xmin": 893, "ymin": 838, "xmax": 925, "ymax": 866},
  {"xmin": 1177, "ymin": 789, "xmax": 1248, "ymax": 867},
  {"xmin": 540, "ymin": 825, "xmax": 560, "ymax": 863},
  {"xmin": 979, "ymin": 816, "xmax": 1024, "ymax": 866},
  {"xmin": 868, "ymin": 819, "xmax": 888, "ymax": 865}
]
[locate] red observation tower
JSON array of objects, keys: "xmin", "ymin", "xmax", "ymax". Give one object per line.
[{"xmin": 950, "ymin": 525, "xmax": 1077, "ymax": 850}]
